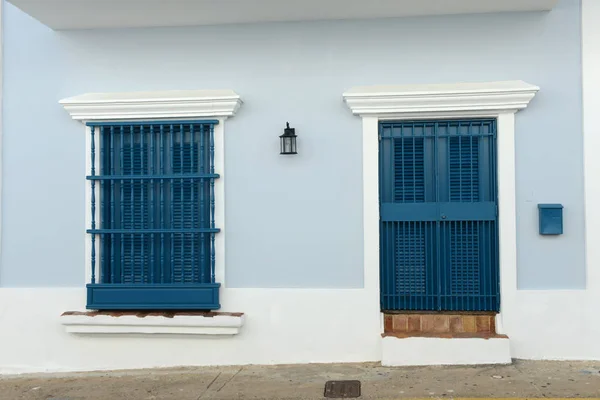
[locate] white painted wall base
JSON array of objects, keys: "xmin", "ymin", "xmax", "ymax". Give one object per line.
[
  {"xmin": 2, "ymin": 287, "xmax": 600, "ymax": 373},
  {"xmin": 0, "ymin": 288, "xmax": 380, "ymax": 374},
  {"xmin": 381, "ymin": 336, "xmax": 512, "ymax": 366}
]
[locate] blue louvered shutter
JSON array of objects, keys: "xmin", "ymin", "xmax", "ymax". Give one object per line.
[
  {"xmin": 171, "ymin": 140, "xmax": 211, "ymax": 284},
  {"xmin": 121, "ymin": 142, "xmax": 150, "ymax": 283},
  {"xmin": 449, "ymin": 136, "xmax": 479, "ymax": 202},
  {"xmin": 447, "ymin": 136, "xmax": 481, "ymax": 297},
  {"xmin": 394, "ymin": 138, "xmax": 425, "ymax": 203}
]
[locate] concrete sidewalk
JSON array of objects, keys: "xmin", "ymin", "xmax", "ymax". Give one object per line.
[{"xmin": 1, "ymin": 360, "xmax": 599, "ymax": 399}]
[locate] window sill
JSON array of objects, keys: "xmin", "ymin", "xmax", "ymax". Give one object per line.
[{"xmin": 60, "ymin": 311, "xmax": 245, "ymax": 336}]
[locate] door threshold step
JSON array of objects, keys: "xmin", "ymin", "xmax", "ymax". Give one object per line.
[
  {"xmin": 382, "ymin": 332, "xmax": 507, "ymax": 339},
  {"xmin": 383, "ymin": 312, "xmax": 498, "ymax": 336},
  {"xmin": 382, "ymin": 334, "xmax": 511, "ymax": 366}
]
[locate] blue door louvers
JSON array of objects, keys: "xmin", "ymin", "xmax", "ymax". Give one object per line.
[
  {"xmin": 379, "ymin": 119, "xmax": 500, "ymax": 312},
  {"xmin": 86, "ymin": 120, "xmax": 221, "ymax": 310}
]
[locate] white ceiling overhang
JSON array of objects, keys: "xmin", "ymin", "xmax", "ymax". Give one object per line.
[{"xmin": 8, "ymin": 0, "xmax": 559, "ymax": 30}]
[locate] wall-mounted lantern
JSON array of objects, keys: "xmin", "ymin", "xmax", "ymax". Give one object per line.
[{"xmin": 279, "ymin": 122, "xmax": 298, "ymax": 155}]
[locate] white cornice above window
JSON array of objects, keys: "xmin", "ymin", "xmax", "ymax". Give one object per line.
[
  {"xmin": 60, "ymin": 89, "xmax": 243, "ymax": 121},
  {"xmin": 343, "ymin": 81, "xmax": 539, "ymax": 119}
]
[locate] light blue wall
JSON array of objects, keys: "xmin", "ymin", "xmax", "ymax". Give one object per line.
[{"xmin": 1, "ymin": 0, "xmax": 584, "ymax": 289}]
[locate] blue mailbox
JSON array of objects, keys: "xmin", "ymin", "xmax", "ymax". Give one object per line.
[{"xmin": 538, "ymin": 204, "xmax": 563, "ymax": 235}]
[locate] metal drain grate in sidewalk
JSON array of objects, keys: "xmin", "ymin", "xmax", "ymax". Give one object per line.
[{"xmin": 324, "ymin": 380, "xmax": 361, "ymax": 398}]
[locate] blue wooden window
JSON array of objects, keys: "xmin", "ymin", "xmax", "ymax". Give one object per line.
[
  {"xmin": 379, "ymin": 119, "xmax": 499, "ymax": 312},
  {"xmin": 86, "ymin": 120, "xmax": 220, "ymax": 310}
]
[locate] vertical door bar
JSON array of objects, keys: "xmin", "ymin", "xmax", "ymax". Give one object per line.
[{"xmin": 191, "ymin": 124, "xmax": 196, "ymax": 283}]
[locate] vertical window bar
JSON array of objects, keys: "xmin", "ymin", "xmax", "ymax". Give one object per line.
[
  {"xmin": 100, "ymin": 126, "xmax": 105, "ymax": 283},
  {"xmin": 210, "ymin": 123, "xmax": 216, "ymax": 282},
  {"xmin": 90, "ymin": 126, "xmax": 96, "ymax": 284},
  {"xmin": 110, "ymin": 126, "xmax": 115, "ymax": 284},
  {"xmin": 180, "ymin": 124, "xmax": 185, "ymax": 283},
  {"xmin": 141, "ymin": 125, "xmax": 146, "ymax": 283},
  {"xmin": 191, "ymin": 124, "xmax": 196, "ymax": 283},
  {"xmin": 160, "ymin": 124, "xmax": 165, "ymax": 283},
  {"xmin": 200, "ymin": 124, "xmax": 205, "ymax": 283},
  {"xmin": 170, "ymin": 124, "xmax": 175, "ymax": 283},
  {"xmin": 150, "ymin": 125, "xmax": 155, "ymax": 284},
  {"xmin": 130, "ymin": 125, "xmax": 135, "ymax": 283},
  {"xmin": 120, "ymin": 125, "xmax": 125, "ymax": 284}
]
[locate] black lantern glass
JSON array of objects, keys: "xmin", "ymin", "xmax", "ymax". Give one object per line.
[{"xmin": 279, "ymin": 122, "xmax": 298, "ymax": 155}]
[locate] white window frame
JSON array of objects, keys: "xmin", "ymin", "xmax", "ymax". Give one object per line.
[
  {"xmin": 343, "ymin": 81, "xmax": 538, "ymax": 329},
  {"xmin": 60, "ymin": 89, "xmax": 242, "ymax": 293}
]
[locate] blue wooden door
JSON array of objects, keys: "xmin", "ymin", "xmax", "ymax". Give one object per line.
[{"xmin": 379, "ymin": 119, "xmax": 499, "ymax": 312}]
